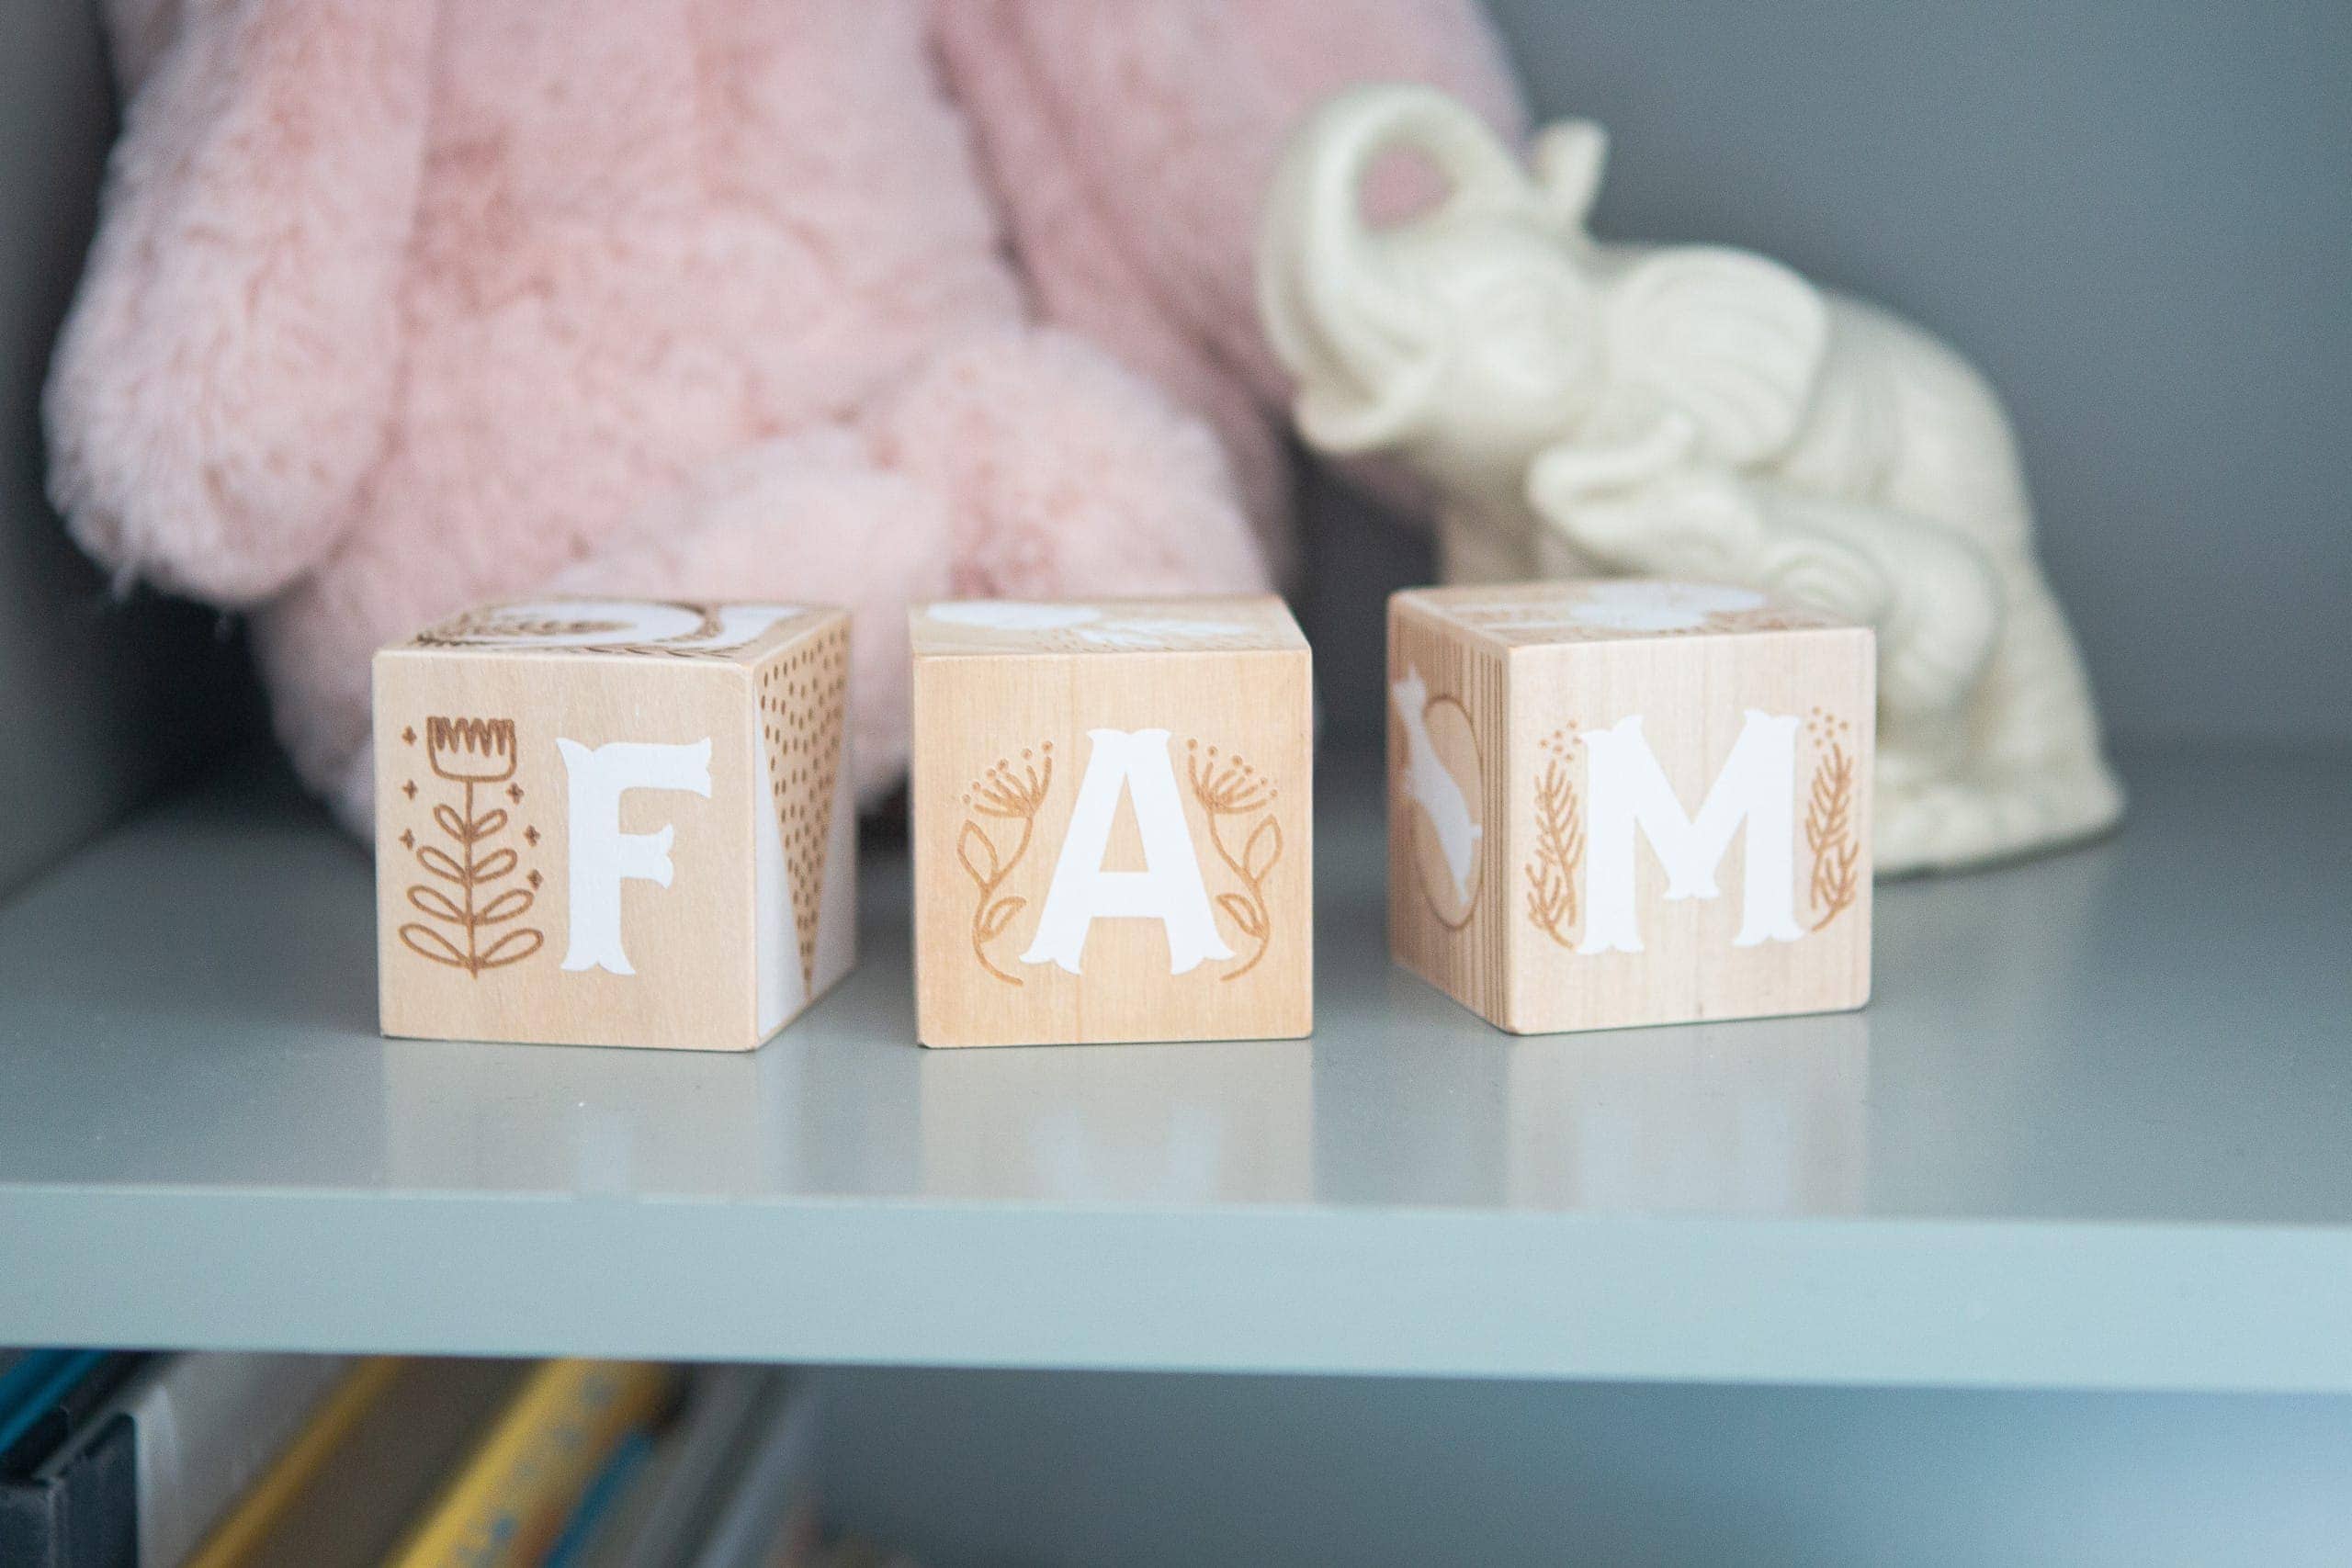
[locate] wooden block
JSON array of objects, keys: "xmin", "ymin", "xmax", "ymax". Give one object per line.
[
  {"xmin": 374, "ymin": 598, "xmax": 855, "ymax": 1051},
  {"xmin": 910, "ymin": 596, "xmax": 1313, "ymax": 1047},
  {"xmin": 1388, "ymin": 581, "xmax": 1873, "ymax": 1033}
]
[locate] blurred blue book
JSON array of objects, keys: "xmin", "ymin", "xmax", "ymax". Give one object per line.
[
  {"xmin": 0, "ymin": 1348, "xmax": 145, "ymax": 1568},
  {"xmin": 0, "ymin": 1350, "xmax": 344, "ymax": 1568}
]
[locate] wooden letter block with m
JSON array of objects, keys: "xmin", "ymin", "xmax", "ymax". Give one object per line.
[
  {"xmin": 1389, "ymin": 581, "xmax": 1874, "ymax": 1033},
  {"xmin": 910, "ymin": 597, "xmax": 1313, "ymax": 1047},
  {"xmin": 375, "ymin": 599, "xmax": 854, "ymax": 1050}
]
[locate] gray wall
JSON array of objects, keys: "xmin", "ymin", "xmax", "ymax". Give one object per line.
[
  {"xmin": 1306, "ymin": 0, "xmax": 2352, "ymax": 749},
  {"xmin": 0, "ymin": 3, "xmax": 254, "ymax": 896},
  {"xmin": 5, "ymin": 1, "xmax": 2345, "ymax": 881}
]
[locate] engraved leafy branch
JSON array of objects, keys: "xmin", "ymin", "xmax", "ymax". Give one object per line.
[
  {"xmin": 399, "ymin": 716, "xmax": 543, "ymax": 974},
  {"xmin": 1186, "ymin": 740, "xmax": 1282, "ymax": 981},
  {"xmin": 1804, "ymin": 713, "xmax": 1860, "ymax": 931},
  {"xmin": 960, "ymin": 744, "xmax": 1053, "ymax": 985},
  {"xmin": 1524, "ymin": 727, "xmax": 1583, "ymax": 948}
]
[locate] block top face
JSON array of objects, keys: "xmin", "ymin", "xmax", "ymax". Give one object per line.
[
  {"xmin": 1393, "ymin": 580, "xmax": 1851, "ymax": 649},
  {"xmin": 910, "ymin": 595, "xmax": 1306, "ymax": 658},
  {"xmin": 390, "ymin": 597, "xmax": 839, "ymax": 665}
]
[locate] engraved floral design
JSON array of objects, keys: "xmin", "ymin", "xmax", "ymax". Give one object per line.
[
  {"xmin": 398, "ymin": 716, "xmax": 544, "ymax": 974},
  {"xmin": 413, "ymin": 600, "xmax": 787, "ymax": 659},
  {"xmin": 1185, "ymin": 740, "xmax": 1283, "ymax": 980},
  {"xmin": 1804, "ymin": 709, "xmax": 1860, "ymax": 931},
  {"xmin": 415, "ymin": 611, "xmax": 631, "ymax": 646},
  {"xmin": 1524, "ymin": 726, "xmax": 1584, "ymax": 948},
  {"xmin": 959, "ymin": 744, "xmax": 1054, "ymax": 985},
  {"xmin": 424, "ymin": 716, "xmax": 517, "ymax": 783}
]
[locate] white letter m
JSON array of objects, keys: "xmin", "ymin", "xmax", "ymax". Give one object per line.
[{"xmin": 1576, "ymin": 711, "xmax": 1803, "ymax": 954}]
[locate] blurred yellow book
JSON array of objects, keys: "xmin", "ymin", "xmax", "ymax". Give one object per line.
[
  {"xmin": 385, "ymin": 1359, "xmax": 676, "ymax": 1568},
  {"xmin": 181, "ymin": 1359, "xmax": 399, "ymax": 1568},
  {"xmin": 184, "ymin": 1358, "xmax": 529, "ymax": 1568}
]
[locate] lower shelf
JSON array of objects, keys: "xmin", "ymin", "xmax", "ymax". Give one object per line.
[{"xmin": 1, "ymin": 748, "xmax": 2347, "ymax": 1392}]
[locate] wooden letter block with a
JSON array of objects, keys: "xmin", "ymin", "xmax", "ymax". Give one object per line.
[
  {"xmin": 375, "ymin": 599, "xmax": 855, "ymax": 1050},
  {"xmin": 1389, "ymin": 581, "xmax": 1874, "ymax": 1033},
  {"xmin": 910, "ymin": 597, "xmax": 1313, "ymax": 1047}
]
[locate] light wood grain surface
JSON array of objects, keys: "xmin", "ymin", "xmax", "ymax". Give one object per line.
[
  {"xmin": 1390, "ymin": 581, "xmax": 1873, "ymax": 1033},
  {"xmin": 374, "ymin": 599, "xmax": 854, "ymax": 1050},
  {"xmin": 911, "ymin": 596, "xmax": 1313, "ymax": 1046}
]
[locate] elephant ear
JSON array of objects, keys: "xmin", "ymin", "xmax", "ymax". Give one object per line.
[{"xmin": 1600, "ymin": 247, "xmax": 1828, "ymax": 465}]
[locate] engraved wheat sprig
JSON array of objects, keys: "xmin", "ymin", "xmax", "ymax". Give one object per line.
[
  {"xmin": 1804, "ymin": 711, "xmax": 1860, "ymax": 931},
  {"xmin": 959, "ymin": 744, "xmax": 1053, "ymax": 985},
  {"xmin": 1524, "ymin": 728, "xmax": 1583, "ymax": 948}
]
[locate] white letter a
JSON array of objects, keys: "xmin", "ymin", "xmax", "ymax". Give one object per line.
[{"xmin": 1020, "ymin": 729, "xmax": 1234, "ymax": 976}]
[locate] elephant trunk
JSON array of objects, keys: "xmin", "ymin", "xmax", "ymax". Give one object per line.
[{"xmin": 1257, "ymin": 85, "xmax": 1533, "ymax": 457}]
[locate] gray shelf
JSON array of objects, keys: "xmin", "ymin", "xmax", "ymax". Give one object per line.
[{"xmin": 1, "ymin": 749, "xmax": 2347, "ymax": 1393}]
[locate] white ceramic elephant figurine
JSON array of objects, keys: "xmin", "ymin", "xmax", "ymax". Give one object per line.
[{"xmin": 1259, "ymin": 84, "xmax": 2124, "ymax": 874}]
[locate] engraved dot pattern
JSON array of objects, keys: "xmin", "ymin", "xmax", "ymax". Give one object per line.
[{"xmin": 761, "ymin": 623, "xmax": 850, "ymax": 988}]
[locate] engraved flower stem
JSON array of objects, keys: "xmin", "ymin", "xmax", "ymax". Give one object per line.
[
  {"xmin": 968, "ymin": 814, "xmax": 1033, "ymax": 987},
  {"xmin": 1201, "ymin": 813, "xmax": 1272, "ymax": 979},
  {"xmin": 459, "ymin": 779, "xmax": 478, "ymax": 960},
  {"xmin": 960, "ymin": 745, "xmax": 1052, "ymax": 986},
  {"xmin": 1186, "ymin": 742, "xmax": 1279, "ymax": 981}
]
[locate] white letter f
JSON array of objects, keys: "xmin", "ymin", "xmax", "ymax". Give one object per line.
[{"xmin": 557, "ymin": 738, "xmax": 713, "ymax": 975}]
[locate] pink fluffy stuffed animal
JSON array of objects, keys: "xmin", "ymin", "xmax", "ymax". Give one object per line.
[{"xmin": 48, "ymin": 0, "xmax": 1521, "ymax": 828}]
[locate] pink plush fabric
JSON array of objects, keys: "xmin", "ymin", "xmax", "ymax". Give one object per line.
[{"xmin": 48, "ymin": 0, "xmax": 1522, "ymax": 829}]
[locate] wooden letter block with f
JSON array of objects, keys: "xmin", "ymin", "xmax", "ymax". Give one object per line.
[
  {"xmin": 375, "ymin": 598, "xmax": 855, "ymax": 1050},
  {"xmin": 910, "ymin": 597, "xmax": 1313, "ymax": 1047},
  {"xmin": 1389, "ymin": 581, "xmax": 1874, "ymax": 1033}
]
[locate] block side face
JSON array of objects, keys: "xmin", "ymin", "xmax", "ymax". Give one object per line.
[
  {"xmin": 908, "ymin": 648, "xmax": 952, "ymax": 1044},
  {"xmin": 1830, "ymin": 626, "xmax": 1876, "ymax": 1010},
  {"xmin": 1387, "ymin": 601, "xmax": 1510, "ymax": 1026},
  {"xmin": 909, "ymin": 594, "xmax": 1305, "ymax": 659},
  {"xmin": 911, "ymin": 646, "xmax": 1311, "ymax": 1046},
  {"xmin": 375, "ymin": 650, "xmax": 755, "ymax": 1050},
  {"xmin": 747, "ymin": 615, "xmax": 857, "ymax": 1042},
  {"xmin": 394, "ymin": 597, "xmax": 838, "ymax": 666},
  {"xmin": 1500, "ymin": 626, "xmax": 1874, "ymax": 1034}
]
